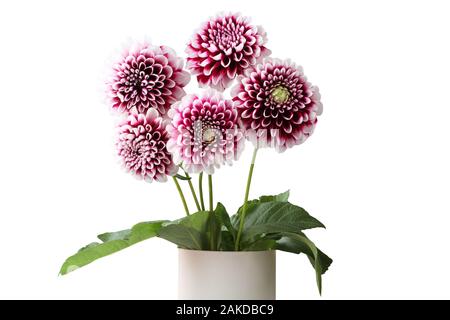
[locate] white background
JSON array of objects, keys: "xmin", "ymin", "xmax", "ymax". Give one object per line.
[{"xmin": 1, "ymin": 0, "xmax": 449, "ymax": 300}]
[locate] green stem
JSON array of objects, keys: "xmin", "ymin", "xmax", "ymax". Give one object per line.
[
  {"xmin": 199, "ymin": 172, "xmax": 205, "ymax": 211},
  {"xmin": 172, "ymin": 176, "xmax": 190, "ymax": 216},
  {"xmin": 208, "ymin": 174, "xmax": 213, "ymax": 212},
  {"xmin": 207, "ymin": 174, "xmax": 215, "ymax": 250},
  {"xmin": 235, "ymin": 147, "xmax": 258, "ymax": 251},
  {"xmin": 183, "ymin": 169, "xmax": 201, "ymax": 212}
]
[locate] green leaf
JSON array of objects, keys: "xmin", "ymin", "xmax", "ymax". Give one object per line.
[
  {"xmin": 238, "ymin": 232, "xmax": 283, "ymax": 251},
  {"xmin": 97, "ymin": 229, "xmax": 131, "ymax": 242},
  {"xmin": 234, "ymin": 190, "xmax": 290, "ymax": 222},
  {"xmin": 60, "ymin": 221, "xmax": 165, "ymax": 275},
  {"xmin": 276, "ymin": 232, "xmax": 332, "ymax": 294},
  {"xmin": 259, "ymin": 190, "xmax": 290, "ymax": 203},
  {"xmin": 232, "ymin": 190, "xmax": 291, "ymax": 229},
  {"xmin": 157, "ymin": 211, "xmax": 211, "ymax": 250},
  {"xmin": 78, "ymin": 242, "xmax": 101, "ymax": 252},
  {"xmin": 214, "ymin": 202, "xmax": 236, "ymax": 240},
  {"xmin": 244, "ymin": 238, "xmax": 277, "ymax": 251},
  {"xmin": 276, "ymin": 234, "xmax": 333, "ymax": 274},
  {"xmin": 157, "ymin": 224, "xmax": 205, "ymax": 250},
  {"xmin": 235, "ymin": 201, "xmax": 325, "ymax": 243},
  {"xmin": 219, "ymin": 231, "xmax": 235, "ymax": 251}
]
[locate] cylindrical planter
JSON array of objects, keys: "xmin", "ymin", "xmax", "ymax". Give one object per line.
[{"xmin": 178, "ymin": 249, "xmax": 276, "ymax": 300}]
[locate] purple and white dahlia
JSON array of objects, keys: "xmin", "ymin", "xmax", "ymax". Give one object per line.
[
  {"xmin": 117, "ymin": 109, "xmax": 177, "ymax": 182},
  {"xmin": 232, "ymin": 58, "xmax": 323, "ymax": 152},
  {"xmin": 167, "ymin": 90, "xmax": 244, "ymax": 174},
  {"xmin": 186, "ymin": 13, "xmax": 270, "ymax": 92},
  {"xmin": 107, "ymin": 43, "xmax": 190, "ymax": 116}
]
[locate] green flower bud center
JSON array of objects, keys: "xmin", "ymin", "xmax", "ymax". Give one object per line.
[{"xmin": 271, "ymin": 86, "xmax": 290, "ymax": 104}]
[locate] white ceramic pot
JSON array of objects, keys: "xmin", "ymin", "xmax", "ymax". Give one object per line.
[{"xmin": 178, "ymin": 249, "xmax": 276, "ymax": 300}]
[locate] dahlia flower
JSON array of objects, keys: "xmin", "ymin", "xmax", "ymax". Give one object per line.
[
  {"xmin": 232, "ymin": 58, "xmax": 323, "ymax": 152},
  {"xmin": 167, "ymin": 90, "xmax": 244, "ymax": 174},
  {"xmin": 117, "ymin": 109, "xmax": 177, "ymax": 182},
  {"xmin": 186, "ymin": 13, "xmax": 270, "ymax": 92},
  {"xmin": 107, "ymin": 43, "xmax": 190, "ymax": 116}
]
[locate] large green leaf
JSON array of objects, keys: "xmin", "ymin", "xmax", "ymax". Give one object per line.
[
  {"xmin": 157, "ymin": 211, "xmax": 212, "ymax": 250},
  {"xmin": 276, "ymin": 232, "xmax": 332, "ymax": 294},
  {"xmin": 59, "ymin": 221, "xmax": 166, "ymax": 275},
  {"xmin": 235, "ymin": 201, "xmax": 325, "ymax": 243},
  {"xmin": 238, "ymin": 232, "xmax": 282, "ymax": 251},
  {"xmin": 232, "ymin": 190, "xmax": 290, "ymax": 227},
  {"xmin": 215, "ymin": 202, "xmax": 236, "ymax": 240},
  {"xmin": 97, "ymin": 229, "xmax": 130, "ymax": 242},
  {"xmin": 157, "ymin": 224, "xmax": 205, "ymax": 250},
  {"xmin": 158, "ymin": 209, "xmax": 233, "ymax": 250},
  {"xmin": 219, "ymin": 231, "xmax": 235, "ymax": 251},
  {"xmin": 259, "ymin": 190, "xmax": 290, "ymax": 203},
  {"xmin": 244, "ymin": 238, "xmax": 277, "ymax": 251},
  {"xmin": 276, "ymin": 234, "xmax": 333, "ymax": 275}
]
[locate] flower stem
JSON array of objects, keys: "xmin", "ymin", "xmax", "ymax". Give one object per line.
[
  {"xmin": 199, "ymin": 172, "xmax": 205, "ymax": 211},
  {"xmin": 208, "ymin": 174, "xmax": 213, "ymax": 212},
  {"xmin": 172, "ymin": 176, "xmax": 189, "ymax": 216},
  {"xmin": 235, "ymin": 147, "xmax": 258, "ymax": 251},
  {"xmin": 183, "ymin": 169, "xmax": 201, "ymax": 212},
  {"xmin": 207, "ymin": 174, "xmax": 215, "ymax": 250}
]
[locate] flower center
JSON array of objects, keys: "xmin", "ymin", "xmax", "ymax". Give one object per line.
[
  {"xmin": 127, "ymin": 70, "xmax": 146, "ymax": 88},
  {"xmin": 212, "ymin": 24, "xmax": 242, "ymax": 49},
  {"xmin": 202, "ymin": 128, "xmax": 217, "ymax": 145},
  {"xmin": 271, "ymin": 86, "xmax": 290, "ymax": 104}
]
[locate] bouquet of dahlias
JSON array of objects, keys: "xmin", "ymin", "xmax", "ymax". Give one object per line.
[{"xmin": 60, "ymin": 13, "xmax": 331, "ymax": 296}]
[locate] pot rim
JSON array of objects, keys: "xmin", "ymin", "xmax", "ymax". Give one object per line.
[{"xmin": 178, "ymin": 248, "xmax": 276, "ymax": 254}]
